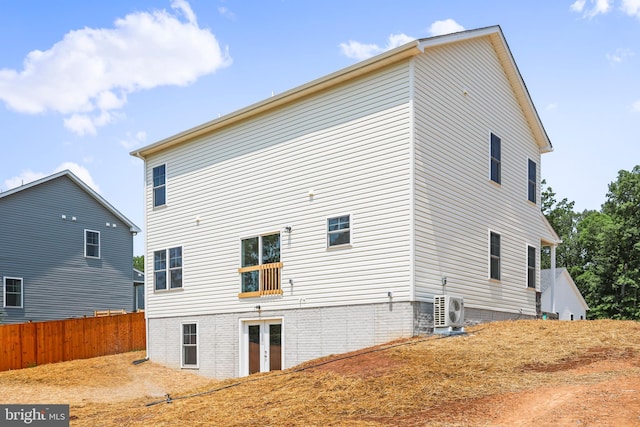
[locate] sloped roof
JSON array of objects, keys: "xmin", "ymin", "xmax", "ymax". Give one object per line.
[
  {"xmin": 133, "ymin": 268, "xmax": 145, "ymax": 283},
  {"xmin": 0, "ymin": 170, "xmax": 141, "ymax": 233},
  {"xmin": 541, "ymin": 268, "xmax": 589, "ymax": 310},
  {"xmin": 540, "ymin": 214, "xmax": 562, "ymax": 245},
  {"xmin": 131, "ymin": 25, "xmax": 552, "ymax": 159}
]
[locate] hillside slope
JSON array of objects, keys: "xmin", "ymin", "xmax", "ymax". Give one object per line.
[{"xmin": 1, "ymin": 320, "xmax": 639, "ymax": 426}]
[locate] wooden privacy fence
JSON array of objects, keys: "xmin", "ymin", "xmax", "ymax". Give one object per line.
[{"xmin": 0, "ymin": 312, "xmax": 146, "ymax": 372}]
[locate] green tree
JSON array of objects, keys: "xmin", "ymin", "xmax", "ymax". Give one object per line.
[
  {"xmin": 600, "ymin": 166, "xmax": 640, "ymax": 319},
  {"xmin": 133, "ymin": 255, "xmax": 145, "ymax": 272},
  {"xmin": 540, "ymin": 179, "xmax": 580, "ymax": 270},
  {"xmin": 572, "ymin": 166, "xmax": 640, "ymax": 319},
  {"xmin": 542, "ymin": 167, "xmax": 640, "ymax": 320},
  {"xmin": 575, "ymin": 210, "xmax": 617, "ymax": 318}
]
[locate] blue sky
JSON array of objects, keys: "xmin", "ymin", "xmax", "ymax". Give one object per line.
[{"xmin": 1, "ymin": 0, "xmax": 639, "ymax": 255}]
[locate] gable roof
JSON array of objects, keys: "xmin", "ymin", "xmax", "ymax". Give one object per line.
[
  {"xmin": 0, "ymin": 170, "xmax": 141, "ymax": 233},
  {"xmin": 540, "ymin": 214, "xmax": 562, "ymax": 245},
  {"xmin": 541, "ymin": 268, "xmax": 589, "ymax": 310},
  {"xmin": 131, "ymin": 25, "xmax": 552, "ymax": 159},
  {"xmin": 133, "ymin": 268, "xmax": 145, "ymax": 283}
]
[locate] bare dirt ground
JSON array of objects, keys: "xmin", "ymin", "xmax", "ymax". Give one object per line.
[{"xmin": 1, "ymin": 320, "xmax": 639, "ymax": 426}]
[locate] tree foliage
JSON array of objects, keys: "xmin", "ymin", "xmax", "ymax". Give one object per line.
[
  {"xmin": 133, "ymin": 255, "xmax": 144, "ymax": 272},
  {"xmin": 540, "ymin": 179, "xmax": 580, "ymax": 271},
  {"xmin": 542, "ymin": 166, "xmax": 640, "ymax": 319}
]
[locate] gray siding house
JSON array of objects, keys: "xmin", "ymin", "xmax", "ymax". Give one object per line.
[{"xmin": 0, "ymin": 170, "xmax": 141, "ymax": 324}]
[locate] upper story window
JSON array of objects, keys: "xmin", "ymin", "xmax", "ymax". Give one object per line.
[
  {"xmin": 490, "ymin": 231, "xmax": 501, "ymax": 281},
  {"xmin": 327, "ymin": 215, "xmax": 351, "ymax": 248},
  {"xmin": 3, "ymin": 277, "xmax": 23, "ymax": 308},
  {"xmin": 490, "ymin": 133, "xmax": 501, "ymax": 184},
  {"xmin": 527, "ymin": 245, "xmax": 536, "ymax": 288},
  {"xmin": 153, "ymin": 164, "xmax": 166, "ymax": 207},
  {"xmin": 239, "ymin": 233, "xmax": 282, "ymax": 297},
  {"xmin": 154, "ymin": 246, "xmax": 183, "ymax": 291},
  {"xmin": 85, "ymin": 230, "xmax": 100, "ymax": 258},
  {"xmin": 528, "ymin": 159, "xmax": 537, "ymax": 203}
]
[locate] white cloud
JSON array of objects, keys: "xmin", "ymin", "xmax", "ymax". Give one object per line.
[
  {"xmin": 571, "ymin": 0, "xmax": 614, "ymax": 17},
  {"xmin": 339, "ymin": 41, "xmax": 382, "ymax": 61},
  {"xmin": 0, "ymin": 0, "xmax": 231, "ymax": 135},
  {"xmin": 3, "ymin": 170, "xmax": 47, "ymax": 190},
  {"xmin": 427, "ymin": 19, "xmax": 465, "ymax": 37},
  {"xmin": 3, "ymin": 162, "xmax": 99, "ymax": 193},
  {"xmin": 339, "ymin": 33, "xmax": 415, "ymax": 61},
  {"xmin": 218, "ymin": 6, "xmax": 236, "ymax": 20},
  {"xmin": 571, "ymin": 0, "xmax": 587, "ymax": 12},
  {"xmin": 621, "ymin": 0, "xmax": 640, "ymax": 17},
  {"xmin": 606, "ymin": 48, "xmax": 635, "ymax": 63},
  {"xmin": 632, "ymin": 99, "xmax": 640, "ymax": 112},
  {"xmin": 339, "ymin": 19, "xmax": 464, "ymax": 61},
  {"xmin": 54, "ymin": 162, "xmax": 101, "ymax": 192},
  {"xmin": 546, "ymin": 103, "xmax": 558, "ymax": 111},
  {"xmin": 119, "ymin": 130, "xmax": 148, "ymax": 149},
  {"xmin": 172, "ymin": 0, "xmax": 196, "ymax": 24}
]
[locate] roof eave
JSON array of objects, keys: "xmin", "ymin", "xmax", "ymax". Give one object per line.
[
  {"xmin": 0, "ymin": 170, "xmax": 141, "ymax": 234},
  {"xmin": 132, "ymin": 25, "xmax": 553, "ymax": 158},
  {"xmin": 131, "ymin": 42, "xmax": 422, "ymax": 159}
]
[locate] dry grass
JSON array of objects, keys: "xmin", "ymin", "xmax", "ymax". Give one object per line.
[{"xmin": 2, "ymin": 319, "xmax": 639, "ymax": 426}]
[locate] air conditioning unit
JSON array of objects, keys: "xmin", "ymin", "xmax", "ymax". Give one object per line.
[{"xmin": 433, "ymin": 295, "xmax": 464, "ymax": 328}]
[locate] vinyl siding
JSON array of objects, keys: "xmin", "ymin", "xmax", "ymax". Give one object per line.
[
  {"xmin": 145, "ymin": 61, "xmax": 414, "ymax": 319},
  {"xmin": 0, "ymin": 176, "xmax": 134, "ymax": 323},
  {"xmin": 412, "ymin": 37, "xmax": 542, "ymax": 315}
]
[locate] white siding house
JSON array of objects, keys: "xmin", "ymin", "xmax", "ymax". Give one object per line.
[{"xmin": 132, "ymin": 26, "xmax": 559, "ymax": 378}]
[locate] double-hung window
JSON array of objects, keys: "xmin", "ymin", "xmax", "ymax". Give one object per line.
[
  {"xmin": 154, "ymin": 246, "xmax": 183, "ymax": 291},
  {"xmin": 528, "ymin": 159, "xmax": 537, "ymax": 203},
  {"xmin": 327, "ymin": 215, "xmax": 351, "ymax": 247},
  {"xmin": 527, "ymin": 246, "xmax": 536, "ymax": 288},
  {"xmin": 490, "ymin": 133, "xmax": 501, "ymax": 184},
  {"xmin": 85, "ymin": 230, "xmax": 100, "ymax": 258},
  {"xmin": 239, "ymin": 233, "xmax": 282, "ymax": 296},
  {"xmin": 3, "ymin": 277, "xmax": 23, "ymax": 308},
  {"xmin": 153, "ymin": 164, "xmax": 166, "ymax": 207},
  {"xmin": 182, "ymin": 323, "xmax": 198, "ymax": 367},
  {"xmin": 490, "ymin": 232, "xmax": 501, "ymax": 281}
]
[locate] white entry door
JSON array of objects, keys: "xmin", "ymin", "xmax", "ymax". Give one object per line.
[{"xmin": 242, "ymin": 320, "xmax": 282, "ymax": 376}]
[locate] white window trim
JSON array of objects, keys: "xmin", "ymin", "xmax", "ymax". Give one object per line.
[
  {"xmin": 152, "ymin": 163, "xmax": 167, "ymax": 209},
  {"xmin": 527, "ymin": 159, "xmax": 537, "ymax": 205},
  {"xmin": 326, "ymin": 213, "xmax": 353, "ymax": 249},
  {"xmin": 3, "ymin": 276, "xmax": 23, "ymax": 309},
  {"xmin": 238, "ymin": 231, "xmax": 282, "ymax": 295},
  {"xmin": 153, "ymin": 246, "xmax": 184, "ymax": 292},
  {"xmin": 238, "ymin": 317, "xmax": 284, "ymax": 377},
  {"xmin": 490, "ymin": 132, "xmax": 502, "ymax": 185},
  {"xmin": 526, "ymin": 244, "xmax": 537, "ymax": 290},
  {"xmin": 84, "ymin": 229, "xmax": 101, "ymax": 259},
  {"xmin": 238, "ymin": 231, "xmax": 282, "ymax": 258},
  {"xmin": 180, "ymin": 321, "xmax": 199, "ymax": 369},
  {"xmin": 488, "ymin": 229, "xmax": 501, "ymax": 282}
]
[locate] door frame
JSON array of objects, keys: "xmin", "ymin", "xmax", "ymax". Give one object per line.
[{"xmin": 239, "ymin": 317, "xmax": 284, "ymax": 377}]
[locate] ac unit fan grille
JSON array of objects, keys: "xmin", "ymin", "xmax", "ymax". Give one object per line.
[{"xmin": 434, "ymin": 295, "xmax": 464, "ymax": 328}]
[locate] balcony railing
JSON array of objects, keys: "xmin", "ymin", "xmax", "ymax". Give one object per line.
[{"xmin": 238, "ymin": 262, "xmax": 283, "ymax": 298}]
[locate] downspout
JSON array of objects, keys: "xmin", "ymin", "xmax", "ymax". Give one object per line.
[
  {"xmin": 132, "ymin": 150, "xmax": 150, "ymax": 361},
  {"xmin": 550, "ymin": 244, "xmax": 557, "ymax": 315}
]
